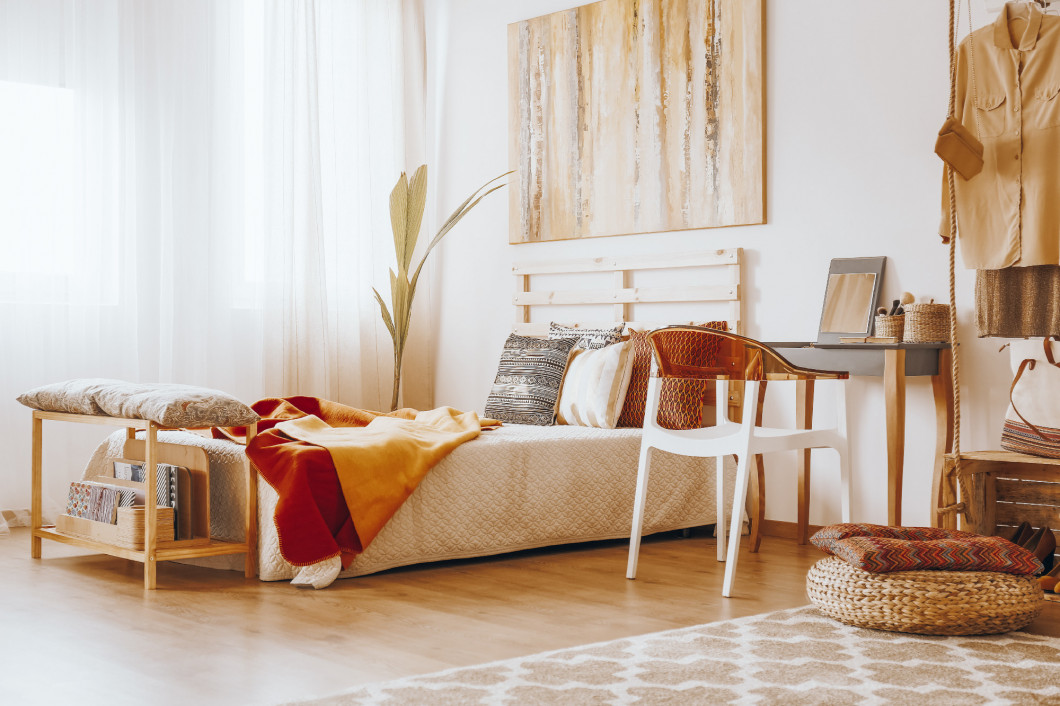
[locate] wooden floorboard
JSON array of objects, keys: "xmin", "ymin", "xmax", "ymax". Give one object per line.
[{"xmin": 3, "ymin": 527, "xmax": 1058, "ymax": 705}]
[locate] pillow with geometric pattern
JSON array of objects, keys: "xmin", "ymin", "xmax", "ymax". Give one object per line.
[
  {"xmin": 483, "ymin": 334, "xmax": 579, "ymax": 426},
  {"xmin": 616, "ymin": 323, "xmax": 728, "ymax": 430},
  {"xmin": 548, "ymin": 322, "xmax": 624, "ymax": 350}
]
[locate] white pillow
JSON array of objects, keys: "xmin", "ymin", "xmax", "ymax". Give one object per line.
[{"xmin": 556, "ymin": 341, "xmax": 636, "ymax": 428}]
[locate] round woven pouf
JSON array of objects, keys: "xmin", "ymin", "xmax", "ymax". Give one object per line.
[{"xmin": 806, "ymin": 556, "xmax": 1044, "ymax": 636}]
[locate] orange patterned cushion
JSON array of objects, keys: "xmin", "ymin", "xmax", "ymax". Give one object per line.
[
  {"xmin": 617, "ymin": 323, "xmax": 727, "ymax": 430},
  {"xmin": 810, "ymin": 523, "xmax": 980, "ymax": 555},
  {"xmin": 829, "ymin": 536, "xmax": 1043, "ymax": 575}
]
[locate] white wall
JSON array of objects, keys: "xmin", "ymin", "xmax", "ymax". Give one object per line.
[{"xmin": 426, "ymin": 0, "xmax": 1012, "ymax": 527}]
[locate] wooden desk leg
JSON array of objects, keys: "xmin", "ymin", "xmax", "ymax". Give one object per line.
[
  {"xmin": 31, "ymin": 413, "xmax": 43, "ymax": 559},
  {"xmin": 796, "ymin": 379, "xmax": 815, "ymax": 544},
  {"xmin": 931, "ymin": 348, "xmax": 956, "ymax": 529},
  {"xmin": 748, "ymin": 381, "xmax": 767, "ymax": 553},
  {"xmin": 884, "ymin": 349, "xmax": 906, "ymax": 527}
]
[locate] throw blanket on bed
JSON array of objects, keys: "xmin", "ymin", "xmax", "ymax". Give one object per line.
[{"xmin": 219, "ymin": 397, "xmax": 495, "ymax": 568}]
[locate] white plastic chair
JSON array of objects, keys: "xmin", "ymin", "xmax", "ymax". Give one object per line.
[{"xmin": 626, "ymin": 326, "xmax": 851, "ymax": 597}]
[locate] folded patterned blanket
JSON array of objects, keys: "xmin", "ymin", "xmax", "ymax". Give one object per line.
[{"xmin": 811, "ymin": 523, "xmax": 1043, "ymax": 575}]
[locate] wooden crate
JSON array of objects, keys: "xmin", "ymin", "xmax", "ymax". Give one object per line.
[{"xmin": 952, "ymin": 451, "xmax": 1060, "ymax": 568}]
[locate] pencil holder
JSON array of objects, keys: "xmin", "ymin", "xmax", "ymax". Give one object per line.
[{"xmin": 874, "ymin": 314, "xmax": 904, "ymax": 341}]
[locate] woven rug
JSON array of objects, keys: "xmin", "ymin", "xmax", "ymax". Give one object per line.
[{"xmin": 289, "ymin": 606, "xmax": 1060, "ymax": 705}]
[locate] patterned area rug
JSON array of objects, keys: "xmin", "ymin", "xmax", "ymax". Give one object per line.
[{"xmin": 291, "ymin": 606, "xmax": 1060, "ymax": 705}]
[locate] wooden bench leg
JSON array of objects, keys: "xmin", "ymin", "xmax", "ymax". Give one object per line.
[
  {"xmin": 244, "ymin": 423, "xmax": 258, "ymax": 580},
  {"xmin": 144, "ymin": 422, "xmax": 158, "ymax": 590},
  {"xmin": 31, "ymin": 413, "xmax": 43, "ymax": 559}
]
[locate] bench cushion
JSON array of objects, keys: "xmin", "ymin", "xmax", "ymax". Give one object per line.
[{"xmin": 17, "ymin": 378, "xmax": 259, "ymax": 429}]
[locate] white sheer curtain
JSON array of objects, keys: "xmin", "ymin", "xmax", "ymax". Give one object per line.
[
  {"xmin": 0, "ymin": 0, "xmax": 426, "ymax": 522},
  {"xmin": 259, "ymin": 0, "xmax": 427, "ymax": 409}
]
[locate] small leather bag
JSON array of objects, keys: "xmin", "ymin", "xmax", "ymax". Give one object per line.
[
  {"xmin": 1001, "ymin": 337, "xmax": 1060, "ymax": 458},
  {"xmin": 935, "ymin": 117, "xmax": 984, "ymax": 180}
]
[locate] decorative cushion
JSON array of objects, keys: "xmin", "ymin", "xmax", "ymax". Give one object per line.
[
  {"xmin": 617, "ymin": 323, "xmax": 728, "ymax": 429},
  {"xmin": 17, "ymin": 378, "xmax": 260, "ymax": 428},
  {"xmin": 810, "ymin": 522, "xmax": 980, "ymax": 556},
  {"xmin": 556, "ymin": 341, "xmax": 636, "ymax": 429},
  {"xmin": 827, "ymin": 536, "xmax": 1043, "ymax": 575},
  {"xmin": 548, "ymin": 322, "xmax": 625, "ymax": 350},
  {"xmin": 483, "ymin": 335, "xmax": 579, "ymax": 426}
]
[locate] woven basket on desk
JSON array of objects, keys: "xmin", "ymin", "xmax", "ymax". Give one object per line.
[
  {"xmin": 806, "ymin": 556, "xmax": 1043, "ymax": 635},
  {"xmin": 903, "ymin": 303, "xmax": 950, "ymax": 343},
  {"xmin": 874, "ymin": 314, "xmax": 904, "ymax": 341}
]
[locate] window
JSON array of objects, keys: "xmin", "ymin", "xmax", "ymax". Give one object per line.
[{"xmin": 0, "ymin": 81, "xmax": 76, "ymax": 279}]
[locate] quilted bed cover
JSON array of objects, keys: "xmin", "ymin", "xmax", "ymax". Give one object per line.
[{"xmin": 83, "ymin": 425, "xmax": 738, "ymax": 581}]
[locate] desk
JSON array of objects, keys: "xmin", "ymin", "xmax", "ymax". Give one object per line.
[{"xmin": 764, "ymin": 342, "xmax": 953, "ymax": 536}]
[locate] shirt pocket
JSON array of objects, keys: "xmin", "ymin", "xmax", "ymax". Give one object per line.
[
  {"xmin": 973, "ymin": 94, "xmax": 1007, "ymax": 137},
  {"xmin": 1028, "ymin": 84, "xmax": 1060, "ymax": 130}
]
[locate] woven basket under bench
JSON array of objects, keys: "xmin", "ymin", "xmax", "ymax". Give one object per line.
[{"xmin": 807, "ymin": 556, "xmax": 1043, "ymax": 635}]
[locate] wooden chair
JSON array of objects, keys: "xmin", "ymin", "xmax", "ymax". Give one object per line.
[{"xmin": 626, "ymin": 326, "xmax": 851, "ymax": 597}]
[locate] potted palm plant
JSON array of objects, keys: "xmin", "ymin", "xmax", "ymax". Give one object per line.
[{"xmin": 374, "ymin": 165, "xmax": 508, "ymax": 410}]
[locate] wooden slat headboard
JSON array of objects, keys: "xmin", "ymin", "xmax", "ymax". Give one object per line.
[{"xmin": 512, "ymin": 248, "xmax": 742, "ymax": 336}]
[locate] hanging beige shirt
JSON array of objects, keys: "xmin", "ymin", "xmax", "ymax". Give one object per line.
[{"xmin": 942, "ymin": 3, "xmax": 1060, "ymax": 269}]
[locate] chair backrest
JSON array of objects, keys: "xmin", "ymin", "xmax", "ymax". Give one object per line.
[{"xmin": 648, "ymin": 326, "xmax": 848, "ymax": 382}]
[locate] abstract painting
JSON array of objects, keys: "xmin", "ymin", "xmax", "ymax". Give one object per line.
[{"xmin": 508, "ymin": 0, "xmax": 763, "ymax": 244}]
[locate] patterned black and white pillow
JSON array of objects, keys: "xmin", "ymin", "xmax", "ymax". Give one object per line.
[
  {"xmin": 484, "ymin": 334, "xmax": 579, "ymax": 426},
  {"xmin": 548, "ymin": 322, "xmax": 625, "ymax": 350}
]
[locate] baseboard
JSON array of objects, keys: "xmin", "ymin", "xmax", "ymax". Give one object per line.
[{"xmin": 758, "ymin": 519, "xmax": 823, "ymax": 540}]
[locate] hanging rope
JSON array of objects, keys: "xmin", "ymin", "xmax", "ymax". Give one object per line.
[{"xmin": 939, "ymin": 0, "xmax": 966, "ymax": 521}]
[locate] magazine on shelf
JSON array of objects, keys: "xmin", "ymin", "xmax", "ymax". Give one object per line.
[
  {"xmin": 65, "ymin": 480, "xmax": 130, "ymax": 525},
  {"xmin": 109, "ymin": 460, "xmax": 192, "ymax": 539}
]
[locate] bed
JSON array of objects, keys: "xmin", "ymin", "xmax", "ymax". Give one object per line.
[{"xmin": 81, "ymin": 249, "xmax": 747, "ymax": 582}]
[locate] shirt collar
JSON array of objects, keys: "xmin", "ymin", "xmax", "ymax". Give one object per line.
[{"xmin": 994, "ymin": 2, "xmax": 1044, "ymax": 51}]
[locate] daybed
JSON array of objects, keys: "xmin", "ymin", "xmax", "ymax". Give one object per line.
[{"xmin": 79, "ymin": 249, "xmax": 747, "ymax": 583}]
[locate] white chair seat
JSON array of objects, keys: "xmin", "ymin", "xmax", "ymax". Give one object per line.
[{"xmin": 626, "ymin": 327, "xmax": 852, "ymax": 598}]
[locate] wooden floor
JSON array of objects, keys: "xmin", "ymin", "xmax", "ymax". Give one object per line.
[{"xmin": 3, "ymin": 527, "xmax": 1058, "ymax": 706}]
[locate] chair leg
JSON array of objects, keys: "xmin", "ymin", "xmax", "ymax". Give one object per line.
[
  {"xmin": 714, "ymin": 379, "xmax": 728, "ymax": 562},
  {"xmin": 627, "ymin": 443, "xmax": 653, "ymax": 579},
  {"xmin": 835, "ymin": 379, "xmax": 852, "ymax": 523},
  {"xmin": 723, "ymin": 379, "xmax": 759, "ymax": 598},
  {"xmin": 723, "ymin": 449, "xmax": 753, "ymax": 597},
  {"xmin": 716, "ymin": 454, "xmax": 726, "ymax": 562}
]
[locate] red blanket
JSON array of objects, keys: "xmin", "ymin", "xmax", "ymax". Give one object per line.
[{"xmin": 216, "ymin": 397, "xmax": 417, "ymax": 568}]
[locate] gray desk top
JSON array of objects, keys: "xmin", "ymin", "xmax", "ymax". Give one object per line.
[
  {"xmin": 762, "ymin": 341, "xmax": 949, "ymax": 377},
  {"xmin": 765, "ymin": 342, "xmax": 950, "ymax": 351}
]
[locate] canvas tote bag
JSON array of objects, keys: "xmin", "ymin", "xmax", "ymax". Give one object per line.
[{"xmin": 1001, "ymin": 337, "xmax": 1060, "ymax": 458}]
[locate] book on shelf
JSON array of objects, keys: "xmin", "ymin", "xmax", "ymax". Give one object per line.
[
  {"xmin": 108, "ymin": 460, "xmax": 193, "ymax": 540},
  {"xmin": 838, "ymin": 336, "xmax": 899, "ymax": 344}
]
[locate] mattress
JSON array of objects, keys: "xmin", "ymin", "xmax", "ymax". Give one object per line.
[{"xmin": 83, "ymin": 424, "xmax": 738, "ymax": 581}]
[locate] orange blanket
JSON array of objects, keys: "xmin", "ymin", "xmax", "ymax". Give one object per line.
[{"xmin": 218, "ymin": 397, "xmax": 495, "ymax": 568}]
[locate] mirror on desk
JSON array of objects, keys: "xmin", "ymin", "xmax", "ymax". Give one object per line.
[{"xmin": 816, "ymin": 257, "xmax": 886, "ymax": 344}]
